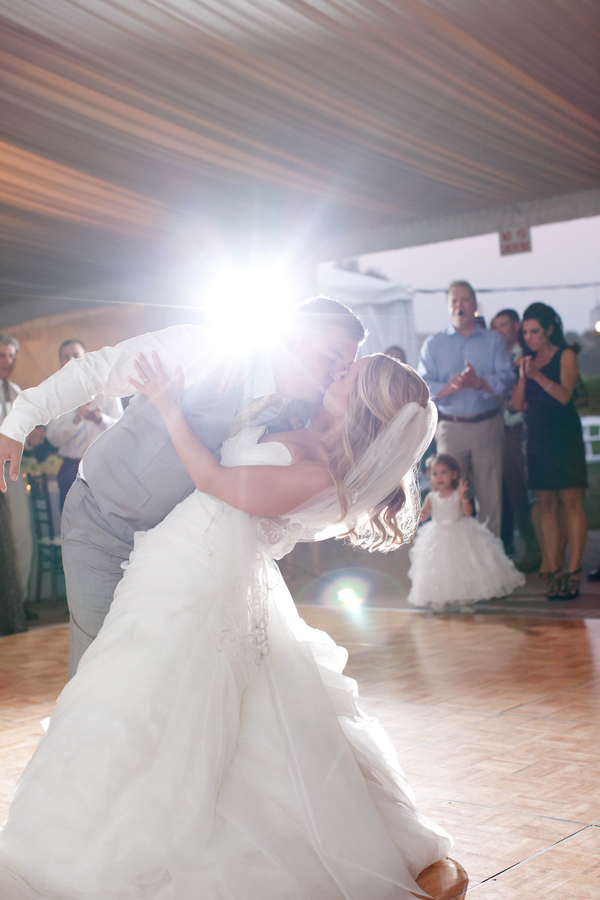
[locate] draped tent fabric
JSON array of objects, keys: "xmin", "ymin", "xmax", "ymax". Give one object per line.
[
  {"xmin": 0, "ymin": 0, "xmax": 598, "ymax": 319},
  {"xmin": 317, "ymin": 266, "xmax": 418, "ymax": 367}
]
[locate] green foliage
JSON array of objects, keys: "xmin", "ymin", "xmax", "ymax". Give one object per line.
[
  {"xmin": 576, "ymin": 332, "xmax": 600, "ymax": 378},
  {"xmin": 578, "ymin": 376, "xmax": 600, "ymax": 416},
  {"xmin": 584, "ymin": 462, "xmax": 600, "ymax": 530}
]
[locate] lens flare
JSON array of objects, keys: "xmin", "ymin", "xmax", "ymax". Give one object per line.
[
  {"xmin": 309, "ymin": 572, "xmax": 374, "ymax": 615},
  {"xmin": 200, "ymin": 263, "xmax": 297, "ymax": 353},
  {"xmin": 337, "ymin": 587, "xmax": 364, "ymax": 616}
]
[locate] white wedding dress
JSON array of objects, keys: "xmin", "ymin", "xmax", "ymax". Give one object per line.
[
  {"xmin": 408, "ymin": 490, "xmax": 525, "ymax": 611},
  {"xmin": 0, "ymin": 427, "xmax": 452, "ymax": 900}
]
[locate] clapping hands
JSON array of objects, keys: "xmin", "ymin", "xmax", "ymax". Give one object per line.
[
  {"xmin": 518, "ymin": 355, "xmax": 541, "ymax": 381},
  {"xmin": 459, "ymin": 362, "xmax": 483, "ymax": 390},
  {"xmin": 444, "ymin": 361, "xmax": 483, "ymax": 395},
  {"xmin": 445, "ymin": 372, "xmax": 465, "ymax": 394},
  {"xmin": 74, "ymin": 401, "xmax": 103, "ymax": 425}
]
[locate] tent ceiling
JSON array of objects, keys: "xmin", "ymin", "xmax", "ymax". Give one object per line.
[{"xmin": 0, "ymin": 0, "xmax": 599, "ymax": 313}]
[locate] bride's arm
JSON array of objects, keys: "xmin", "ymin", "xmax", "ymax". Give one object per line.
[{"xmin": 130, "ymin": 353, "xmax": 334, "ymax": 516}]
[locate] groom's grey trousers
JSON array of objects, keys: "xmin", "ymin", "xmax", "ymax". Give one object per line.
[
  {"xmin": 61, "ymin": 479, "xmax": 133, "ymax": 675},
  {"xmin": 61, "ymin": 380, "xmax": 243, "ymax": 678}
]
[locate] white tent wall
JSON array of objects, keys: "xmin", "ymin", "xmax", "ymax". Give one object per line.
[{"xmin": 317, "ymin": 267, "xmax": 418, "ymax": 368}]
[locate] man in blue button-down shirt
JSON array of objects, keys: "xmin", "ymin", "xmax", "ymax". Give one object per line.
[{"xmin": 418, "ymin": 281, "xmax": 514, "ymax": 536}]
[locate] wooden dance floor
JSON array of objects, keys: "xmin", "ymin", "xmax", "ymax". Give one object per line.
[{"xmin": 3, "ymin": 608, "xmax": 600, "ymax": 898}]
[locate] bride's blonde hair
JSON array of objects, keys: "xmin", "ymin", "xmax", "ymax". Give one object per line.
[{"xmin": 328, "ymin": 354, "xmax": 430, "ymax": 551}]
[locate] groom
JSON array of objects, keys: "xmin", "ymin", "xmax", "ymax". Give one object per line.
[{"xmin": 0, "ymin": 297, "xmax": 364, "ymax": 675}]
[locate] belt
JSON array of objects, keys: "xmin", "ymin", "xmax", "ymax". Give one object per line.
[{"xmin": 438, "ymin": 409, "xmax": 500, "ymax": 424}]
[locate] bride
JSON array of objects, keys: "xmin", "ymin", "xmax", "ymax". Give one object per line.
[{"xmin": 0, "ymin": 351, "xmax": 452, "ymax": 900}]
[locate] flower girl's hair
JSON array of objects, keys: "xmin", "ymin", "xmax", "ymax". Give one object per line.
[{"xmin": 425, "ymin": 454, "xmax": 461, "ymax": 490}]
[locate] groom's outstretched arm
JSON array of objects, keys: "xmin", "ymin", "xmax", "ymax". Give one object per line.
[{"xmin": 0, "ymin": 324, "xmax": 210, "ymax": 491}]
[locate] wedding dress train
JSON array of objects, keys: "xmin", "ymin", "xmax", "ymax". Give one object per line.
[{"xmin": 0, "ymin": 427, "xmax": 452, "ymax": 899}]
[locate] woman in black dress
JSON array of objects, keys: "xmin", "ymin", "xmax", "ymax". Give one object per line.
[{"xmin": 513, "ymin": 303, "xmax": 587, "ymax": 599}]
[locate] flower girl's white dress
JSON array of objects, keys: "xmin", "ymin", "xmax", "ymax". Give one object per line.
[
  {"xmin": 408, "ymin": 490, "xmax": 525, "ymax": 611},
  {"xmin": 0, "ymin": 427, "xmax": 451, "ymax": 900}
]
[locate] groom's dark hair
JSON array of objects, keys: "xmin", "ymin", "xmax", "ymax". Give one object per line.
[{"xmin": 293, "ymin": 295, "xmax": 366, "ymax": 345}]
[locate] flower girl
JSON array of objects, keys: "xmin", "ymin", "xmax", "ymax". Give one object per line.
[{"xmin": 408, "ymin": 454, "xmax": 525, "ymax": 610}]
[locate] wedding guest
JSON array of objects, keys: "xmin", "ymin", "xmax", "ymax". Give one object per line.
[
  {"xmin": 418, "ymin": 281, "xmax": 514, "ymax": 536},
  {"xmin": 0, "ymin": 491, "xmax": 27, "ymax": 634},
  {"xmin": 384, "ymin": 345, "xmax": 407, "ymax": 364},
  {"xmin": 512, "ymin": 303, "xmax": 587, "ymax": 599},
  {"xmin": 0, "ymin": 335, "xmax": 32, "ymax": 599},
  {"xmin": 44, "ymin": 340, "xmax": 124, "ymax": 509},
  {"xmin": 491, "ymin": 309, "xmax": 539, "ymax": 569}
]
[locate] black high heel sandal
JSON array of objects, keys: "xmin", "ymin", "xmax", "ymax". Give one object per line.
[
  {"xmin": 558, "ymin": 568, "xmax": 582, "ymax": 600},
  {"xmin": 546, "ymin": 569, "xmax": 563, "ymax": 600}
]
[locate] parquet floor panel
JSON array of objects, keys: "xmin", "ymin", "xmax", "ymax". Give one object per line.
[
  {"xmin": 2, "ymin": 609, "xmax": 600, "ymax": 897},
  {"xmin": 465, "ymin": 825, "xmax": 600, "ymax": 898},
  {"xmin": 416, "ymin": 799, "xmax": 587, "ymax": 890}
]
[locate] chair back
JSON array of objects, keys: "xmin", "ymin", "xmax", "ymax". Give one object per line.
[
  {"xmin": 26, "ymin": 474, "xmax": 56, "ymax": 541},
  {"xmin": 581, "ymin": 415, "xmax": 600, "ymax": 463}
]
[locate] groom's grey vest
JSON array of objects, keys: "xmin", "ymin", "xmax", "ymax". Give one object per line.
[{"xmin": 81, "ymin": 378, "xmax": 245, "ymax": 545}]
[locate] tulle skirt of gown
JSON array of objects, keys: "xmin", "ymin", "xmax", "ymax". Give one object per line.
[
  {"xmin": 0, "ymin": 490, "xmax": 452, "ymax": 900},
  {"xmin": 408, "ymin": 517, "xmax": 526, "ymax": 611}
]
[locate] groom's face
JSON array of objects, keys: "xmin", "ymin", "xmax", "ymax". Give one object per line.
[{"xmin": 285, "ymin": 328, "xmax": 358, "ymax": 403}]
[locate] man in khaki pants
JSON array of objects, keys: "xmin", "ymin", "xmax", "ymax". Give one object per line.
[{"xmin": 418, "ymin": 281, "xmax": 514, "ymax": 536}]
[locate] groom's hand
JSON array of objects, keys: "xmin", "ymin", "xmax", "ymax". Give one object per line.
[{"xmin": 0, "ymin": 434, "xmax": 24, "ymax": 491}]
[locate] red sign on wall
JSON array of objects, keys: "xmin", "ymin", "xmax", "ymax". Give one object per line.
[{"xmin": 499, "ymin": 226, "xmax": 532, "ymax": 256}]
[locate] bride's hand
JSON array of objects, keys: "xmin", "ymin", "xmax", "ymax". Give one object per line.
[{"xmin": 128, "ymin": 352, "xmax": 184, "ymax": 416}]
